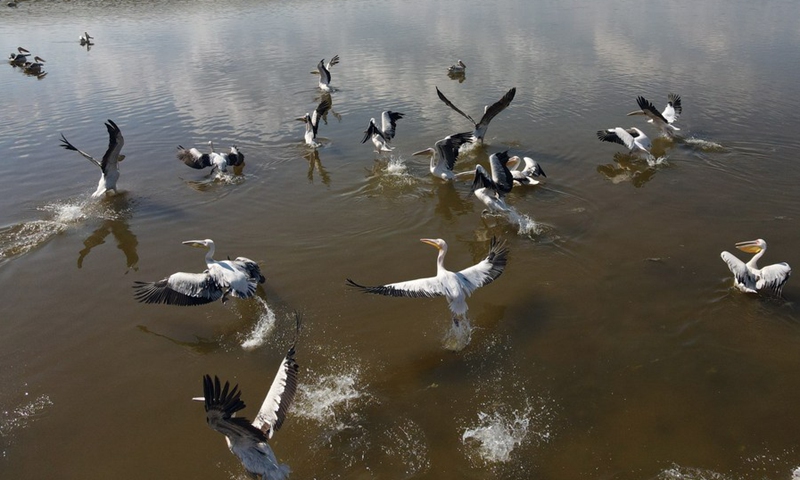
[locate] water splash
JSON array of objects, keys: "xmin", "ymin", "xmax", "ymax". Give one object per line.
[
  {"xmin": 294, "ymin": 368, "xmax": 365, "ymax": 429},
  {"xmin": 683, "ymin": 137, "xmax": 725, "ymax": 152},
  {"xmin": 461, "ymin": 407, "xmax": 532, "ymax": 464},
  {"xmin": 0, "ymin": 394, "xmax": 53, "ymax": 438},
  {"xmin": 481, "ymin": 207, "xmax": 542, "ymax": 237},
  {"xmin": 240, "ymin": 297, "xmax": 276, "ymax": 350},
  {"xmin": 443, "ymin": 318, "xmax": 473, "ymax": 351},
  {"xmin": 656, "ymin": 465, "xmax": 730, "ymax": 479},
  {"xmin": 646, "ymin": 154, "xmax": 669, "ymax": 167},
  {"xmin": 386, "ymin": 156, "xmax": 408, "ymax": 175},
  {"xmin": 0, "ymin": 200, "xmax": 90, "ymax": 264}
]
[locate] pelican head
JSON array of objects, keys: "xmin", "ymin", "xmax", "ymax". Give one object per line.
[
  {"xmin": 420, "ymin": 238, "xmax": 447, "ymax": 251},
  {"xmin": 208, "ymin": 140, "xmax": 215, "ymax": 152},
  {"xmin": 735, "ymin": 239, "xmax": 766, "ymax": 254},
  {"xmin": 412, "ymin": 147, "xmax": 435, "ymax": 157},
  {"xmin": 183, "ymin": 239, "xmax": 214, "ymax": 249}
]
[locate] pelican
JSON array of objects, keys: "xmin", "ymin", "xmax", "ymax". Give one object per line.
[
  {"xmin": 435, "ymin": 86, "xmax": 516, "ymax": 143},
  {"xmin": 194, "ymin": 325, "xmax": 299, "ymax": 480},
  {"xmin": 298, "ymin": 95, "xmax": 332, "ymax": 148},
  {"xmin": 361, "ymin": 111, "xmax": 404, "ymax": 152},
  {"xmin": 347, "ymin": 236, "xmax": 508, "ymax": 326},
  {"xmin": 412, "ymin": 132, "xmax": 474, "ymax": 181},
  {"xmin": 471, "ymin": 150, "xmax": 514, "ymax": 213},
  {"xmin": 22, "ymin": 56, "xmax": 45, "ymax": 75},
  {"xmin": 447, "ymin": 60, "xmax": 466, "ymax": 74},
  {"xmin": 316, "ymin": 55, "xmax": 339, "ymax": 92},
  {"xmin": 627, "ymin": 94, "xmax": 682, "ymax": 137},
  {"xmin": 177, "ymin": 142, "xmax": 244, "ymax": 174},
  {"xmin": 59, "ymin": 119, "xmax": 126, "ymax": 198},
  {"xmin": 597, "ymin": 127, "xmax": 651, "ymax": 154},
  {"xmin": 133, "ymin": 239, "xmax": 265, "ymax": 306},
  {"xmin": 79, "ymin": 32, "xmax": 94, "ymax": 46},
  {"xmin": 721, "ymin": 239, "xmax": 791, "ymax": 296},
  {"xmin": 8, "ymin": 47, "xmax": 30, "ymax": 65},
  {"xmin": 508, "ymin": 155, "xmax": 546, "ymax": 186}
]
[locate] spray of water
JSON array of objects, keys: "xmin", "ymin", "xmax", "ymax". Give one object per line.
[{"xmin": 240, "ymin": 297, "xmax": 277, "ymax": 350}]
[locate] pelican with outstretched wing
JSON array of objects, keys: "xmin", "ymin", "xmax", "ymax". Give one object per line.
[
  {"xmin": 471, "ymin": 150, "xmax": 515, "ymax": 213},
  {"xmin": 597, "ymin": 127, "xmax": 651, "ymax": 154},
  {"xmin": 177, "ymin": 142, "xmax": 244, "ymax": 174},
  {"xmin": 298, "ymin": 95, "xmax": 332, "ymax": 148},
  {"xmin": 59, "ymin": 119, "xmax": 126, "ymax": 198},
  {"xmin": 721, "ymin": 238, "xmax": 791, "ymax": 296},
  {"xmin": 315, "ymin": 55, "xmax": 339, "ymax": 92},
  {"xmin": 361, "ymin": 110, "xmax": 404, "ymax": 152},
  {"xmin": 133, "ymin": 239, "xmax": 265, "ymax": 306},
  {"xmin": 627, "ymin": 94, "xmax": 682, "ymax": 137},
  {"xmin": 347, "ymin": 237, "xmax": 508, "ymax": 326},
  {"xmin": 435, "ymin": 86, "xmax": 516, "ymax": 143},
  {"xmin": 412, "ymin": 132, "xmax": 474, "ymax": 181}
]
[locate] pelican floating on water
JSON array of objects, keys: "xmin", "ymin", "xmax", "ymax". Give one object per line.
[
  {"xmin": 133, "ymin": 239, "xmax": 265, "ymax": 306},
  {"xmin": 298, "ymin": 95, "xmax": 332, "ymax": 148},
  {"xmin": 177, "ymin": 142, "xmax": 244, "ymax": 174},
  {"xmin": 316, "ymin": 55, "xmax": 339, "ymax": 92},
  {"xmin": 508, "ymin": 155, "xmax": 546, "ymax": 186},
  {"xmin": 347, "ymin": 236, "xmax": 508, "ymax": 326},
  {"xmin": 436, "ymin": 86, "xmax": 516, "ymax": 143},
  {"xmin": 22, "ymin": 56, "xmax": 45, "ymax": 75},
  {"xmin": 361, "ymin": 111, "xmax": 404, "ymax": 152},
  {"xmin": 447, "ymin": 60, "xmax": 466, "ymax": 74},
  {"xmin": 597, "ymin": 127, "xmax": 651, "ymax": 154},
  {"xmin": 79, "ymin": 32, "xmax": 94, "ymax": 46},
  {"xmin": 8, "ymin": 47, "xmax": 30, "ymax": 65},
  {"xmin": 721, "ymin": 239, "xmax": 791, "ymax": 296},
  {"xmin": 195, "ymin": 323, "xmax": 299, "ymax": 480},
  {"xmin": 627, "ymin": 94, "xmax": 682, "ymax": 137},
  {"xmin": 413, "ymin": 132, "xmax": 474, "ymax": 181},
  {"xmin": 59, "ymin": 119, "xmax": 126, "ymax": 198},
  {"xmin": 471, "ymin": 150, "xmax": 514, "ymax": 213}
]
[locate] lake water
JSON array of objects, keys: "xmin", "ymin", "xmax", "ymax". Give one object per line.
[{"xmin": 2, "ymin": 0, "xmax": 800, "ymax": 478}]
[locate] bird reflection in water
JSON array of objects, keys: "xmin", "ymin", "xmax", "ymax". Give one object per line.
[
  {"xmin": 434, "ymin": 181, "xmax": 474, "ymax": 222},
  {"xmin": 76, "ymin": 194, "xmax": 138, "ymax": 271},
  {"xmin": 305, "ymin": 149, "xmax": 331, "ymax": 186},
  {"xmin": 136, "ymin": 325, "xmax": 222, "ymax": 355},
  {"xmin": 597, "ymin": 152, "xmax": 661, "ymax": 188}
]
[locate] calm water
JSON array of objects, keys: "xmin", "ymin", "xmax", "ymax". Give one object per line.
[{"xmin": 2, "ymin": 0, "xmax": 800, "ymax": 478}]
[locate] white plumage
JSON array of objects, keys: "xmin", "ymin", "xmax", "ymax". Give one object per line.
[
  {"xmin": 471, "ymin": 150, "xmax": 515, "ymax": 214},
  {"xmin": 508, "ymin": 155, "xmax": 546, "ymax": 186},
  {"xmin": 298, "ymin": 95, "xmax": 332, "ymax": 147},
  {"xmin": 627, "ymin": 94, "xmax": 682, "ymax": 137},
  {"xmin": 597, "ymin": 127, "xmax": 651, "ymax": 154},
  {"xmin": 59, "ymin": 119, "xmax": 126, "ymax": 198},
  {"xmin": 436, "ymin": 86, "xmax": 516, "ymax": 143},
  {"xmin": 412, "ymin": 132, "xmax": 474, "ymax": 181},
  {"xmin": 361, "ymin": 111, "xmax": 404, "ymax": 152},
  {"xmin": 721, "ymin": 238, "xmax": 791, "ymax": 296},
  {"xmin": 177, "ymin": 141, "xmax": 244, "ymax": 174},
  {"xmin": 316, "ymin": 55, "xmax": 339, "ymax": 92}
]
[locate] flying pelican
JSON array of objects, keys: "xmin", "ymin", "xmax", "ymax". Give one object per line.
[
  {"xmin": 79, "ymin": 32, "xmax": 94, "ymax": 46},
  {"xmin": 298, "ymin": 95, "xmax": 332, "ymax": 148},
  {"xmin": 627, "ymin": 94, "xmax": 682, "ymax": 137},
  {"xmin": 133, "ymin": 239, "xmax": 265, "ymax": 306},
  {"xmin": 59, "ymin": 119, "xmax": 126, "ymax": 198},
  {"xmin": 361, "ymin": 111, "xmax": 404, "ymax": 152},
  {"xmin": 436, "ymin": 86, "xmax": 516, "ymax": 143},
  {"xmin": 347, "ymin": 236, "xmax": 508, "ymax": 326},
  {"xmin": 597, "ymin": 127, "xmax": 651, "ymax": 154},
  {"xmin": 177, "ymin": 142, "xmax": 244, "ymax": 174},
  {"xmin": 412, "ymin": 132, "xmax": 474, "ymax": 181},
  {"xmin": 22, "ymin": 56, "xmax": 45, "ymax": 75},
  {"xmin": 8, "ymin": 47, "xmax": 30, "ymax": 65},
  {"xmin": 721, "ymin": 239, "xmax": 791, "ymax": 296},
  {"xmin": 316, "ymin": 55, "xmax": 339, "ymax": 92},
  {"xmin": 447, "ymin": 60, "xmax": 466, "ymax": 74},
  {"xmin": 471, "ymin": 150, "xmax": 514, "ymax": 213},
  {"xmin": 508, "ymin": 155, "xmax": 546, "ymax": 186},
  {"xmin": 194, "ymin": 321, "xmax": 299, "ymax": 480}
]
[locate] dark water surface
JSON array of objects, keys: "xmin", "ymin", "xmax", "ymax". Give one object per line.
[{"xmin": 2, "ymin": 0, "xmax": 800, "ymax": 478}]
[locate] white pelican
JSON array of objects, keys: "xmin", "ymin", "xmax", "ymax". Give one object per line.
[
  {"xmin": 447, "ymin": 60, "xmax": 466, "ymax": 74},
  {"xmin": 177, "ymin": 142, "xmax": 244, "ymax": 174},
  {"xmin": 59, "ymin": 119, "xmax": 126, "ymax": 198},
  {"xmin": 435, "ymin": 86, "xmax": 516, "ymax": 143},
  {"xmin": 22, "ymin": 56, "xmax": 45, "ymax": 75},
  {"xmin": 298, "ymin": 95, "xmax": 332, "ymax": 148},
  {"xmin": 721, "ymin": 239, "xmax": 791, "ymax": 296},
  {"xmin": 133, "ymin": 239, "xmax": 265, "ymax": 306},
  {"xmin": 346, "ymin": 236, "xmax": 508, "ymax": 326},
  {"xmin": 316, "ymin": 55, "xmax": 339, "ymax": 92},
  {"xmin": 8, "ymin": 47, "xmax": 30, "ymax": 65},
  {"xmin": 597, "ymin": 127, "xmax": 651, "ymax": 154},
  {"xmin": 79, "ymin": 32, "xmax": 94, "ymax": 46},
  {"xmin": 627, "ymin": 94, "xmax": 682, "ymax": 137},
  {"xmin": 508, "ymin": 155, "xmax": 546, "ymax": 186},
  {"xmin": 195, "ymin": 329, "xmax": 299, "ymax": 480},
  {"xmin": 471, "ymin": 150, "xmax": 514, "ymax": 213},
  {"xmin": 361, "ymin": 111, "xmax": 404, "ymax": 152},
  {"xmin": 412, "ymin": 132, "xmax": 474, "ymax": 181}
]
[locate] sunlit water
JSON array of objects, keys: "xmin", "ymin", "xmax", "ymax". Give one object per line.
[{"xmin": 2, "ymin": 0, "xmax": 800, "ymax": 478}]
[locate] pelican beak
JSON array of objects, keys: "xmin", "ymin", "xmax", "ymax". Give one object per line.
[
  {"xmin": 626, "ymin": 110, "xmax": 645, "ymax": 116},
  {"xmin": 182, "ymin": 240, "xmax": 206, "ymax": 248},
  {"xmin": 295, "ymin": 116, "xmax": 307, "ymax": 122},
  {"xmin": 191, "ymin": 396, "xmax": 205, "ymax": 402},
  {"xmin": 508, "ymin": 155, "xmax": 521, "ymax": 167},
  {"xmin": 735, "ymin": 240, "xmax": 762, "ymax": 254},
  {"xmin": 412, "ymin": 148, "xmax": 433, "ymax": 156},
  {"xmin": 420, "ymin": 238, "xmax": 441, "ymax": 250}
]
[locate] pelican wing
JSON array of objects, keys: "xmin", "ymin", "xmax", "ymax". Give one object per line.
[
  {"xmin": 756, "ymin": 263, "xmax": 791, "ymax": 295},
  {"xmin": 59, "ymin": 134, "xmax": 101, "ymax": 168},
  {"xmin": 225, "ymin": 148, "xmax": 245, "ymax": 167},
  {"xmin": 456, "ymin": 236, "xmax": 509, "ymax": 296},
  {"xmin": 663, "ymin": 93, "xmax": 682, "ymax": 123},
  {"xmin": 100, "ymin": 120, "xmax": 124, "ymax": 173},
  {"xmin": 597, "ymin": 128, "xmax": 635, "ymax": 150},
  {"xmin": 133, "ymin": 272, "xmax": 224, "ymax": 305},
  {"xmin": 476, "ymin": 87, "xmax": 516, "ymax": 129},
  {"xmin": 177, "ymin": 146, "xmax": 211, "ymax": 169},
  {"xmin": 317, "ymin": 59, "xmax": 331, "ymax": 86},
  {"xmin": 326, "ymin": 54, "xmax": 339, "ymax": 70},
  {"xmin": 634, "ymin": 96, "xmax": 670, "ymax": 125},
  {"xmin": 436, "ymin": 87, "xmax": 476, "ymax": 125},
  {"xmin": 347, "ymin": 276, "xmax": 447, "ymax": 299},
  {"xmin": 471, "ymin": 164, "xmax": 495, "ymax": 191},
  {"xmin": 435, "ymin": 132, "xmax": 473, "ymax": 171},
  {"xmin": 381, "ymin": 111, "xmax": 404, "ymax": 140},
  {"xmin": 311, "ymin": 96, "xmax": 332, "ymax": 135},
  {"xmin": 203, "ymin": 375, "xmax": 268, "ymax": 442},
  {"xmin": 361, "ymin": 120, "xmax": 384, "ymax": 144},
  {"xmin": 488, "ymin": 150, "xmax": 514, "ymax": 195},
  {"xmin": 720, "ymin": 251, "xmax": 756, "ymax": 292},
  {"xmin": 253, "ymin": 345, "xmax": 299, "ymax": 438}
]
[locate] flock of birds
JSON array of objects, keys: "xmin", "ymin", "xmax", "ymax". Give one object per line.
[
  {"xmin": 7, "ymin": 34, "xmax": 93, "ymax": 78},
  {"xmin": 42, "ymin": 50, "xmax": 792, "ymax": 479}
]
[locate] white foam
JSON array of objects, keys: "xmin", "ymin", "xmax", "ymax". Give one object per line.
[
  {"xmin": 294, "ymin": 369, "xmax": 364, "ymax": 427},
  {"xmin": 386, "ymin": 156, "xmax": 408, "ymax": 175},
  {"xmin": 657, "ymin": 465, "xmax": 729, "ymax": 479},
  {"xmin": 646, "ymin": 155, "xmax": 669, "ymax": 167},
  {"xmin": 240, "ymin": 297, "xmax": 276, "ymax": 350},
  {"xmin": 1, "ymin": 200, "xmax": 92, "ymax": 262},
  {"xmin": 792, "ymin": 466, "xmax": 800, "ymax": 480},
  {"xmin": 683, "ymin": 137, "xmax": 725, "ymax": 152},
  {"xmin": 461, "ymin": 408, "xmax": 531, "ymax": 464},
  {"xmin": 443, "ymin": 318, "xmax": 473, "ymax": 351},
  {"xmin": 0, "ymin": 394, "xmax": 53, "ymax": 438}
]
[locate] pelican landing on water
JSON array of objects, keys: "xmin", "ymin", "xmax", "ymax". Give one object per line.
[
  {"xmin": 413, "ymin": 132, "xmax": 474, "ymax": 181},
  {"xmin": 59, "ymin": 119, "xmax": 125, "ymax": 198},
  {"xmin": 298, "ymin": 95, "xmax": 332, "ymax": 148},
  {"xmin": 721, "ymin": 239, "xmax": 791, "ymax": 296},
  {"xmin": 508, "ymin": 155, "xmax": 546, "ymax": 186},
  {"xmin": 8, "ymin": 47, "xmax": 30, "ymax": 65},
  {"xmin": 627, "ymin": 94, "xmax": 682, "ymax": 137},
  {"xmin": 315, "ymin": 55, "xmax": 339, "ymax": 92},
  {"xmin": 447, "ymin": 60, "xmax": 466, "ymax": 74},
  {"xmin": 361, "ymin": 110, "xmax": 404, "ymax": 152},
  {"xmin": 194, "ymin": 318, "xmax": 300, "ymax": 480},
  {"xmin": 346, "ymin": 237, "xmax": 508, "ymax": 326},
  {"xmin": 597, "ymin": 127, "xmax": 651, "ymax": 154},
  {"xmin": 133, "ymin": 239, "xmax": 265, "ymax": 306},
  {"xmin": 471, "ymin": 150, "xmax": 514, "ymax": 214},
  {"xmin": 436, "ymin": 86, "xmax": 516, "ymax": 143},
  {"xmin": 177, "ymin": 142, "xmax": 244, "ymax": 174}
]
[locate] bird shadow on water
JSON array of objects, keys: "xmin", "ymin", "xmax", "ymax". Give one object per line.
[
  {"xmin": 76, "ymin": 195, "xmax": 139, "ymax": 272},
  {"xmin": 597, "ymin": 151, "xmax": 668, "ymax": 188}
]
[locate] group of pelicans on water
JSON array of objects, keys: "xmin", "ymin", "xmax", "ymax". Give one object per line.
[
  {"xmin": 49, "ymin": 53, "xmax": 792, "ymax": 479},
  {"xmin": 7, "ymin": 34, "xmax": 93, "ymax": 78}
]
